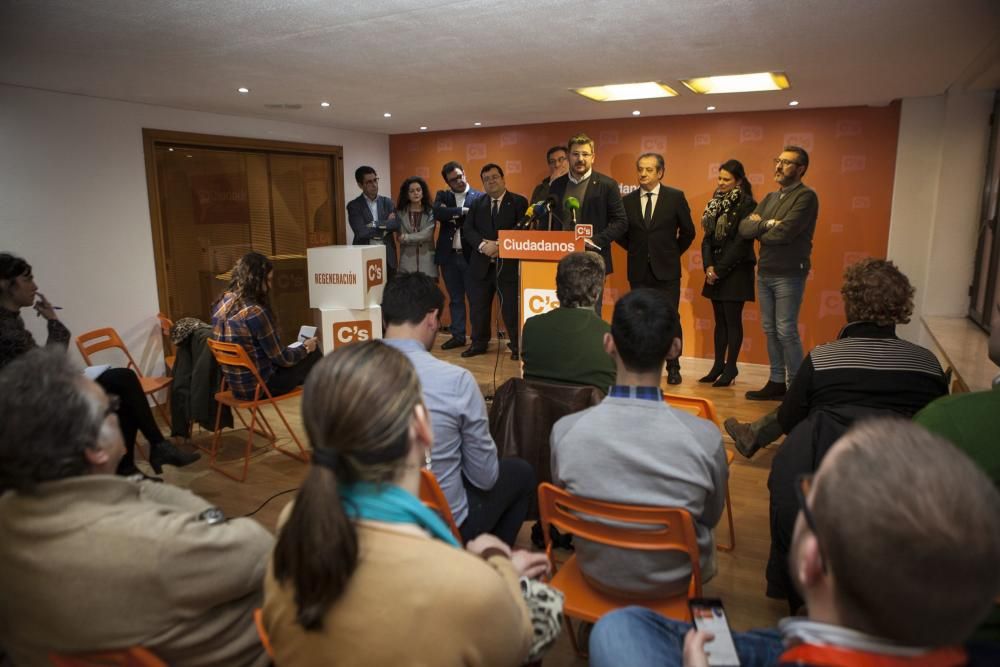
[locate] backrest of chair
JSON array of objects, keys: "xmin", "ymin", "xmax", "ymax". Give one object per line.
[
  {"xmin": 419, "ymin": 469, "xmax": 463, "ymax": 542},
  {"xmin": 253, "ymin": 608, "xmax": 275, "ymax": 659},
  {"xmin": 663, "ymin": 393, "xmax": 719, "ymax": 426},
  {"xmin": 76, "ymin": 328, "xmax": 139, "ymax": 373},
  {"xmin": 156, "ymin": 313, "xmax": 174, "ymax": 353},
  {"xmin": 49, "ymin": 646, "xmax": 166, "ymax": 667},
  {"xmin": 206, "ymin": 339, "xmax": 268, "ymax": 390},
  {"xmin": 537, "ymin": 482, "xmax": 702, "ymax": 598}
]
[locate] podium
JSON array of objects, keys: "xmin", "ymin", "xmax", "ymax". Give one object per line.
[
  {"xmin": 306, "ymin": 245, "xmax": 386, "ymax": 352},
  {"xmin": 498, "ymin": 230, "xmax": 585, "ymax": 338}
]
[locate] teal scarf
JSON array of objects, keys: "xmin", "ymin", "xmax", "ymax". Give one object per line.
[{"xmin": 340, "ymin": 481, "xmax": 460, "ymax": 547}]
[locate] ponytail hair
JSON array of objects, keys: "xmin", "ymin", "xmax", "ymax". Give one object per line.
[{"xmin": 271, "ymin": 341, "xmax": 423, "ymax": 630}]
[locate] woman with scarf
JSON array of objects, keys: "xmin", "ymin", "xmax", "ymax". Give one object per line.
[
  {"xmin": 395, "ymin": 176, "xmax": 437, "ymax": 278},
  {"xmin": 699, "ymin": 160, "xmax": 757, "ymax": 387},
  {"xmin": 263, "ymin": 341, "xmax": 549, "ymax": 665}
]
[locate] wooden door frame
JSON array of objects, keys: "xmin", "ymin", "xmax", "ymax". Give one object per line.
[{"xmin": 141, "ymin": 128, "xmax": 345, "ymax": 317}]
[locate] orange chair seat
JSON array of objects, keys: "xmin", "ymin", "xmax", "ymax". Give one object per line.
[
  {"xmin": 550, "ymin": 554, "xmax": 691, "ymax": 624},
  {"xmin": 49, "ymin": 646, "xmax": 165, "ymax": 666},
  {"xmin": 213, "ymin": 386, "xmax": 302, "ymax": 410},
  {"xmin": 138, "ymin": 375, "xmax": 173, "ymax": 395}
]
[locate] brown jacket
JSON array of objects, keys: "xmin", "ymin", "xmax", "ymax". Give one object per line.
[
  {"xmin": 0, "ymin": 476, "xmax": 273, "ymax": 666},
  {"xmin": 264, "ymin": 517, "xmax": 533, "ymax": 666}
]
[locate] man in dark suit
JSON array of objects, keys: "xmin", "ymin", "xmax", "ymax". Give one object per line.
[
  {"xmin": 619, "ymin": 152, "xmax": 695, "ymax": 384},
  {"xmin": 346, "ymin": 165, "xmax": 399, "ymax": 280},
  {"xmin": 548, "ymin": 133, "xmax": 628, "ymax": 315},
  {"xmin": 433, "ymin": 161, "xmax": 483, "ymax": 350},
  {"xmin": 462, "ymin": 163, "xmax": 528, "ymax": 359}
]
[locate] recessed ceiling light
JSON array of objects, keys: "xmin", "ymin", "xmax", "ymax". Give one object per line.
[
  {"xmin": 186, "ymin": 154, "xmax": 193, "ymax": 158},
  {"xmin": 680, "ymin": 72, "xmax": 790, "ymax": 95},
  {"xmin": 419, "ymin": 126, "xmax": 428, "ymax": 131},
  {"xmin": 788, "ymin": 100, "xmax": 800, "ymax": 106},
  {"xmin": 632, "ymin": 110, "xmax": 641, "ymax": 116},
  {"xmin": 168, "ymin": 148, "xmax": 174, "ymax": 152},
  {"xmin": 706, "ymin": 105, "xmax": 716, "ymax": 111},
  {"xmin": 573, "ymin": 82, "xmax": 678, "ymax": 102},
  {"xmin": 383, "ymin": 112, "xmax": 392, "ymax": 118},
  {"xmin": 237, "ymin": 87, "xmax": 250, "ymax": 94},
  {"xmin": 473, "ymin": 122, "xmax": 482, "ymax": 126},
  {"xmin": 320, "ymin": 102, "xmax": 331, "ymax": 108}
]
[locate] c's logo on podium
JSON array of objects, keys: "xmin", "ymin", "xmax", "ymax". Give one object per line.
[
  {"xmin": 366, "ymin": 259, "xmax": 384, "ymax": 290},
  {"xmin": 574, "ymin": 224, "xmax": 593, "ymax": 241},
  {"xmin": 333, "ymin": 320, "xmax": 373, "ymax": 348},
  {"xmin": 523, "ymin": 288, "xmax": 559, "ymax": 324}
]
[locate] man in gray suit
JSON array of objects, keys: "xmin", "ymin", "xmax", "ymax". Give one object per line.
[
  {"xmin": 739, "ymin": 146, "xmax": 819, "ymax": 401},
  {"xmin": 346, "ymin": 165, "xmax": 399, "ymax": 280}
]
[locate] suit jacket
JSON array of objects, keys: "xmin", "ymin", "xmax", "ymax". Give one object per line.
[
  {"xmin": 433, "ymin": 187, "xmax": 484, "ymax": 263},
  {"xmin": 618, "ymin": 184, "xmax": 695, "ymax": 284},
  {"xmin": 548, "ymin": 171, "xmax": 628, "ymax": 274},
  {"xmin": 346, "ymin": 193, "xmax": 399, "ymax": 269},
  {"xmin": 398, "ymin": 208, "xmax": 437, "ymax": 276},
  {"xmin": 462, "ymin": 190, "xmax": 529, "ymax": 281}
]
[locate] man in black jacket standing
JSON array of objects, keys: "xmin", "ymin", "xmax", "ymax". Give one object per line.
[
  {"xmin": 619, "ymin": 152, "xmax": 695, "ymax": 384},
  {"xmin": 548, "ymin": 133, "xmax": 628, "ymax": 316}
]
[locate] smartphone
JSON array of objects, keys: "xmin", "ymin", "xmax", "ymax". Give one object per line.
[{"xmin": 688, "ymin": 598, "xmax": 741, "ymax": 667}]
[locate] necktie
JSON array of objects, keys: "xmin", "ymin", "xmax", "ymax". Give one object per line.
[
  {"xmin": 644, "ymin": 192, "xmax": 653, "ymax": 225},
  {"xmin": 491, "ymin": 199, "xmax": 499, "ymax": 223}
]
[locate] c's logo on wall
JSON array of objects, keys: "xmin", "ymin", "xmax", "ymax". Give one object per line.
[
  {"xmin": 333, "ymin": 320, "xmax": 373, "ymax": 348},
  {"xmin": 523, "ymin": 288, "xmax": 559, "ymax": 324},
  {"xmin": 366, "ymin": 259, "xmax": 384, "ymax": 290}
]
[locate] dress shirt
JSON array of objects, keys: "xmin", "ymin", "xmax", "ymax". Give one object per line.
[
  {"xmin": 453, "ymin": 186, "xmax": 469, "ymax": 249},
  {"xmin": 568, "ymin": 169, "xmax": 593, "ymax": 185},
  {"xmin": 607, "ymin": 384, "xmax": 663, "ymax": 401},
  {"xmin": 382, "ymin": 337, "xmax": 499, "ymax": 526},
  {"xmin": 365, "ymin": 195, "xmax": 379, "ymax": 227},
  {"xmin": 639, "ymin": 182, "xmax": 661, "ymax": 219},
  {"xmin": 480, "ymin": 191, "xmax": 507, "ymax": 253}
]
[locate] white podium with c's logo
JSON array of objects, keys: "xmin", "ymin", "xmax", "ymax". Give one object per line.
[{"xmin": 307, "ymin": 245, "xmax": 386, "ymax": 353}]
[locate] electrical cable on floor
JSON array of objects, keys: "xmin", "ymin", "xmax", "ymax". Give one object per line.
[{"xmin": 241, "ymin": 487, "xmax": 298, "ymax": 518}]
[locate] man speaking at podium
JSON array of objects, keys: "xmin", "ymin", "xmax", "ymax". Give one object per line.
[
  {"xmin": 548, "ymin": 133, "xmax": 628, "ymax": 316},
  {"xmin": 462, "ymin": 163, "xmax": 529, "ymax": 359}
]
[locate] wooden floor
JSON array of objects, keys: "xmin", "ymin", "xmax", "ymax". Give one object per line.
[{"xmin": 154, "ymin": 333, "xmax": 787, "ymax": 665}]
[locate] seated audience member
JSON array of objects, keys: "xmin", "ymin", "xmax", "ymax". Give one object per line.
[
  {"xmin": 211, "ymin": 252, "xmax": 321, "ymax": 400},
  {"xmin": 522, "ymin": 251, "xmax": 616, "ymax": 392},
  {"xmin": 381, "ymin": 272, "xmax": 535, "ymax": 546},
  {"xmin": 0, "ymin": 349, "xmax": 274, "ymax": 665},
  {"xmin": 915, "ymin": 383, "xmax": 1000, "ymax": 644},
  {"xmin": 0, "ymin": 252, "xmax": 198, "ymax": 476},
  {"xmin": 725, "ymin": 258, "xmax": 948, "ymax": 459},
  {"xmin": 396, "ymin": 176, "xmax": 437, "ymax": 278},
  {"xmin": 589, "ymin": 419, "xmax": 1000, "ymax": 667},
  {"xmin": 550, "ymin": 288, "xmax": 728, "ymax": 597},
  {"xmin": 263, "ymin": 341, "xmax": 547, "ymax": 665}
]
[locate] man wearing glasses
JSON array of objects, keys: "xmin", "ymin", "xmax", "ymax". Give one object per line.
[
  {"xmin": 347, "ymin": 165, "xmax": 399, "ymax": 281},
  {"xmin": 530, "ymin": 145, "xmax": 569, "ymax": 205},
  {"xmin": 433, "ymin": 161, "xmax": 483, "ymax": 350},
  {"xmin": 549, "ymin": 133, "xmax": 629, "ymax": 316},
  {"xmin": 738, "ymin": 146, "xmax": 819, "ymax": 401}
]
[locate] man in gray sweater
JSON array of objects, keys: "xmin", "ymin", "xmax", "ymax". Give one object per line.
[
  {"xmin": 739, "ymin": 145, "xmax": 819, "ymax": 401},
  {"xmin": 550, "ymin": 289, "xmax": 728, "ymax": 597}
]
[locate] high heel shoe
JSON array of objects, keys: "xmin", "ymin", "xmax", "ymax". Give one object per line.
[
  {"xmin": 712, "ymin": 369, "xmax": 739, "ymax": 387},
  {"xmin": 698, "ymin": 365, "xmax": 725, "ymax": 383}
]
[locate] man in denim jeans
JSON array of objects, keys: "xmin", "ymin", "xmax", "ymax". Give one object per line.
[{"xmin": 738, "ymin": 146, "xmax": 818, "ymax": 401}]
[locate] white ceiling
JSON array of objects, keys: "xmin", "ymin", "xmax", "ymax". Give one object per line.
[{"xmin": 2, "ymin": 0, "xmax": 998, "ymax": 135}]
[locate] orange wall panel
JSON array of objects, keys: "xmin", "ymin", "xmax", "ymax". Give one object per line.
[{"xmin": 389, "ymin": 103, "xmax": 900, "ymax": 364}]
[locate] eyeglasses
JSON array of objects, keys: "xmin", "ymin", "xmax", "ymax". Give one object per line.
[
  {"xmin": 548, "ymin": 156, "xmax": 568, "ymax": 166},
  {"xmin": 104, "ymin": 394, "xmax": 121, "ymax": 418},
  {"xmin": 773, "ymin": 158, "xmax": 802, "ymax": 168},
  {"xmin": 363, "ymin": 177, "xmax": 379, "ymax": 185},
  {"xmin": 795, "ymin": 474, "xmax": 828, "ymax": 574},
  {"xmin": 570, "ymin": 151, "xmax": 593, "ymax": 159}
]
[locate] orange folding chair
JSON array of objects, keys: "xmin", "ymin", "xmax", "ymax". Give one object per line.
[
  {"xmin": 156, "ymin": 313, "xmax": 176, "ymax": 374},
  {"xmin": 418, "ymin": 468, "xmax": 463, "ymax": 543},
  {"xmin": 49, "ymin": 647, "xmax": 166, "ymax": 667},
  {"xmin": 538, "ymin": 482, "xmax": 702, "ymax": 657},
  {"xmin": 205, "ymin": 339, "xmax": 308, "ymax": 482},
  {"xmin": 662, "ymin": 393, "xmax": 736, "ymax": 552},
  {"xmin": 253, "ymin": 608, "xmax": 275, "ymax": 659},
  {"xmin": 76, "ymin": 327, "xmax": 173, "ymax": 425}
]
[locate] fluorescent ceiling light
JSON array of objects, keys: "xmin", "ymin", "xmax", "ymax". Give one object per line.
[
  {"xmin": 573, "ymin": 82, "xmax": 678, "ymax": 102},
  {"xmin": 681, "ymin": 72, "xmax": 790, "ymax": 95}
]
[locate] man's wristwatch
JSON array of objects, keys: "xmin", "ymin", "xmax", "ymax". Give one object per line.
[{"xmin": 197, "ymin": 507, "xmax": 227, "ymax": 525}]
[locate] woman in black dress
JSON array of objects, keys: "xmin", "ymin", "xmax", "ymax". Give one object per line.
[{"xmin": 699, "ymin": 160, "xmax": 757, "ymax": 387}]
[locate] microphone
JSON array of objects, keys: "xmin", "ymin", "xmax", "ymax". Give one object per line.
[{"xmin": 564, "ymin": 196, "xmax": 580, "ymax": 225}]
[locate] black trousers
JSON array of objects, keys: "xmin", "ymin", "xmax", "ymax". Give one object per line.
[
  {"xmin": 468, "ymin": 263, "xmax": 520, "ymax": 352},
  {"xmin": 95, "ymin": 368, "xmax": 165, "ymax": 474},
  {"xmin": 459, "ymin": 457, "xmax": 536, "ymax": 547},
  {"xmin": 630, "ymin": 273, "xmax": 682, "ymax": 370},
  {"xmin": 267, "ymin": 349, "xmax": 323, "ymax": 397}
]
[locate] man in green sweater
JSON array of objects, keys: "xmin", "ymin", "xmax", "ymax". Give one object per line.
[{"xmin": 522, "ymin": 252, "xmax": 615, "ymax": 392}]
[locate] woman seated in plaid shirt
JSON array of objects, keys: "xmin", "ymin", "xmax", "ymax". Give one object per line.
[{"xmin": 211, "ymin": 252, "xmax": 321, "ymax": 400}]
